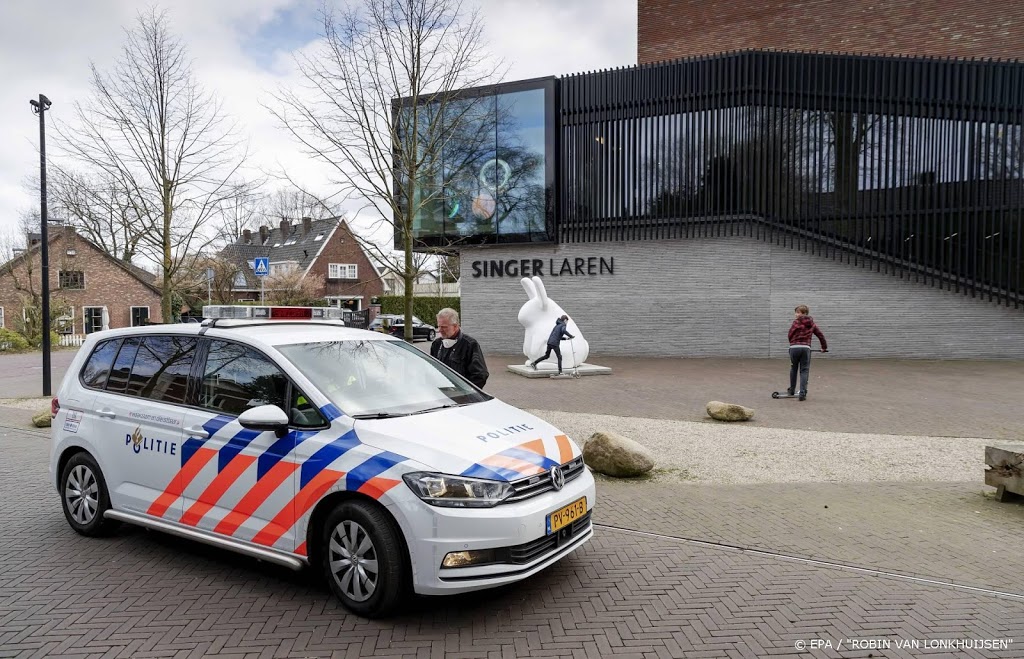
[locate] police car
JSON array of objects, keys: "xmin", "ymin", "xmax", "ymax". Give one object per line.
[{"xmin": 49, "ymin": 305, "xmax": 595, "ymax": 617}]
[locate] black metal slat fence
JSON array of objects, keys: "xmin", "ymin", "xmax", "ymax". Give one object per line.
[{"xmin": 558, "ymin": 50, "xmax": 1024, "ymax": 308}]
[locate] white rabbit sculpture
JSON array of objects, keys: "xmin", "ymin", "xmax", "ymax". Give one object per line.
[{"xmin": 518, "ymin": 276, "xmax": 589, "ymax": 370}]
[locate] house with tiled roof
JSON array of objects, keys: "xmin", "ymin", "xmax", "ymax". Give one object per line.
[
  {"xmin": 0, "ymin": 227, "xmax": 163, "ymax": 336},
  {"xmin": 217, "ymin": 217, "xmax": 384, "ymax": 310}
]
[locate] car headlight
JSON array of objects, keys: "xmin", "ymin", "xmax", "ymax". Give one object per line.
[{"xmin": 402, "ymin": 472, "xmax": 512, "ymax": 508}]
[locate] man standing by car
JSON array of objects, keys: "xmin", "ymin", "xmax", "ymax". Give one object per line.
[{"xmin": 431, "ymin": 308, "xmax": 489, "ymax": 389}]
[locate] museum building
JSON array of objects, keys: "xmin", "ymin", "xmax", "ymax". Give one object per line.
[{"xmin": 398, "ymin": 1, "xmax": 1024, "ymax": 359}]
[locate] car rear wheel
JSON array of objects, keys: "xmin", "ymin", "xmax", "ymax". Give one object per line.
[
  {"xmin": 321, "ymin": 500, "xmax": 407, "ymax": 618},
  {"xmin": 60, "ymin": 452, "xmax": 119, "ymax": 537}
]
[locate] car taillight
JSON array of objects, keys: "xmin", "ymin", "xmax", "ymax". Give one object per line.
[{"xmin": 51, "ymin": 397, "xmax": 60, "ymax": 417}]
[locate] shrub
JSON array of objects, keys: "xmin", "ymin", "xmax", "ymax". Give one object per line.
[{"xmin": 0, "ymin": 328, "xmax": 31, "ymax": 353}]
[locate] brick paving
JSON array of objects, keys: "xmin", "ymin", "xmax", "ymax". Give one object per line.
[
  {"xmin": 594, "ymin": 478, "xmax": 1024, "ymax": 595},
  {"xmin": 3, "ymin": 427, "xmax": 1024, "ymax": 658},
  {"xmin": 2, "ymin": 351, "xmax": 1024, "ymax": 657}
]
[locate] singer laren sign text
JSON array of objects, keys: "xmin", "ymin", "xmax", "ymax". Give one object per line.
[{"xmin": 470, "ymin": 257, "xmax": 614, "ymax": 278}]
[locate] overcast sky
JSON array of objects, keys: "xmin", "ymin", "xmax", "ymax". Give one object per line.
[{"xmin": 0, "ymin": 0, "xmax": 636, "ymax": 245}]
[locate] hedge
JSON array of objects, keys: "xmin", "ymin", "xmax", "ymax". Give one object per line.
[{"xmin": 377, "ymin": 296, "xmax": 461, "ymax": 322}]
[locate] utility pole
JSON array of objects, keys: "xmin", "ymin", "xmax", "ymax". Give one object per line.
[{"xmin": 30, "ymin": 94, "xmax": 53, "ymax": 397}]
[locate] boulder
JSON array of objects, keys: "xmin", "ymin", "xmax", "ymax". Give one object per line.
[
  {"xmin": 32, "ymin": 410, "xmax": 51, "ymax": 428},
  {"xmin": 706, "ymin": 401, "xmax": 754, "ymax": 422},
  {"xmin": 583, "ymin": 430, "xmax": 655, "ymax": 478}
]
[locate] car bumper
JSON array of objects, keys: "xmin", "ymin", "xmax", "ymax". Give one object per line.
[{"xmin": 392, "ymin": 468, "xmax": 596, "ymax": 596}]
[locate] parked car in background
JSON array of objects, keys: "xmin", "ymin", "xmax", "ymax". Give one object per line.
[
  {"xmin": 388, "ymin": 315, "xmax": 436, "ymax": 342},
  {"xmin": 368, "ymin": 314, "xmax": 436, "ymax": 342},
  {"xmin": 368, "ymin": 314, "xmax": 402, "ymax": 334}
]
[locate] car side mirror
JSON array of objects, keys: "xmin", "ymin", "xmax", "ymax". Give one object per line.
[{"xmin": 238, "ymin": 405, "xmax": 290, "ymax": 438}]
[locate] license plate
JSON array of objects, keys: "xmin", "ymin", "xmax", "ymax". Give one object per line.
[{"xmin": 546, "ymin": 496, "xmax": 587, "ymax": 535}]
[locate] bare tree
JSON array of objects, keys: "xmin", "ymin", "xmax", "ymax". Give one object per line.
[
  {"xmin": 264, "ymin": 268, "xmax": 326, "ymax": 306},
  {"xmin": 173, "ymin": 254, "xmax": 244, "ymax": 307},
  {"xmin": 269, "ymin": 0, "xmax": 500, "ymax": 340},
  {"xmin": 55, "ymin": 9, "xmax": 248, "ymax": 322},
  {"xmin": 211, "ymin": 181, "xmax": 265, "ymax": 249},
  {"xmin": 262, "ymin": 188, "xmax": 341, "ymax": 223},
  {"xmin": 42, "ymin": 166, "xmax": 147, "ymax": 263}
]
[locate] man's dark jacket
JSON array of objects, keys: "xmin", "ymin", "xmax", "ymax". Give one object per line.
[
  {"xmin": 547, "ymin": 318, "xmax": 574, "ymax": 347},
  {"xmin": 430, "ymin": 332, "xmax": 489, "ymax": 389}
]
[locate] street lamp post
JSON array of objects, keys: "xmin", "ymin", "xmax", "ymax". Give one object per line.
[{"xmin": 29, "ymin": 94, "xmax": 53, "ymax": 397}]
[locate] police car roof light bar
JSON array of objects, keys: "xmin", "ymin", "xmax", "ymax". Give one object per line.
[{"xmin": 201, "ymin": 305, "xmax": 346, "ymax": 321}]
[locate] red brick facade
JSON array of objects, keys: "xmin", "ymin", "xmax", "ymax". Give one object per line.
[
  {"xmin": 307, "ymin": 221, "xmax": 385, "ymax": 310},
  {"xmin": 225, "ymin": 219, "xmax": 384, "ymax": 311},
  {"xmin": 639, "ymin": 0, "xmax": 1024, "ymax": 64},
  {"xmin": 0, "ymin": 229, "xmax": 163, "ymax": 335}
]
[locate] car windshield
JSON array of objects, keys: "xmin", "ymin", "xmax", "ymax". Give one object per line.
[{"xmin": 276, "ymin": 339, "xmax": 491, "ymax": 418}]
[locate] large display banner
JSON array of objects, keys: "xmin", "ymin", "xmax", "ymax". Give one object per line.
[{"xmin": 395, "ymin": 79, "xmax": 555, "ymax": 248}]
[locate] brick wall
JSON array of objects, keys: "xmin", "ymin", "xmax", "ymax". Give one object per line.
[
  {"xmin": 460, "ymin": 233, "xmax": 1024, "ymax": 359},
  {"xmin": 639, "ymin": 0, "xmax": 1024, "ymax": 64},
  {"xmin": 0, "ymin": 230, "xmax": 162, "ymax": 334},
  {"xmin": 307, "ymin": 221, "xmax": 384, "ymax": 310}
]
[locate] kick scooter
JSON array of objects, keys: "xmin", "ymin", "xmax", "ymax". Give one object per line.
[
  {"xmin": 549, "ymin": 339, "xmax": 581, "ymax": 379},
  {"xmin": 771, "ymin": 348, "xmax": 825, "ymax": 398}
]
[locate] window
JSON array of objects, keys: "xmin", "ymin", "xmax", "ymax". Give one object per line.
[
  {"xmin": 290, "ymin": 387, "xmax": 327, "ymax": 428},
  {"xmin": 399, "ymin": 83, "xmax": 553, "ymax": 248},
  {"xmin": 59, "ymin": 271, "xmax": 85, "ymax": 289},
  {"xmin": 83, "ymin": 307, "xmax": 104, "ymax": 334},
  {"xmin": 81, "ymin": 339, "xmax": 121, "ymax": 389},
  {"xmin": 328, "ymin": 263, "xmax": 358, "ymax": 279},
  {"xmin": 270, "ymin": 261, "xmax": 298, "ymax": 276},
  {"xmin": 56, "ymin": 307, "xmax": 74, "ymax": 334},
  {"xmin": 233, "ymin": 272, "xmax": 248, "ymax": 288},
  {"xmin": 125, "ymin": 336, "xmax": 198, "ymax": 403},
  {"xmin": 314, "ymin": 232, "xmax": 325, "ymax": 241},
  {"xmin": 0, "ymin": 306, "xmax": 4, "ymax": 329},
  {"xmin": 105, "ymin": 338, "xmax": 141, "ymax": 394},
  {"xmin": 131, "ymin": 307, "xmax": 150, "ymax": 327},
  {"xmin": 200, "ymin": 340, "xmax": 288, "ymax": 415},
  {"xmin": 277, "ymin": 339, "xmax": 490, "ymax": 418}
]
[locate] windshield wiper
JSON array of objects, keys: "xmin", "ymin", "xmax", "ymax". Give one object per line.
[
  {"xmin": 410, "ymin": 404, "xmax": 462, "ymax": 415},
  {"xmin": 352, "ymin": 412, "xmax": 411, "ymax": 419}
]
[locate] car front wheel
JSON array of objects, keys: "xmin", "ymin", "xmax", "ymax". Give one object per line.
[
  {"xmin": 321, "ymin": 500, "xmax": 407, "ymax": 618},
  {"xmin": 60, "ymin": 452, "xmax": 119, "ymax": 537}
]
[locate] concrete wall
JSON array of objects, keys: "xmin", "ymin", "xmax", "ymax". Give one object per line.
[{"xmin": 460, "ymin": 234, "xmax": 1024, "ymax": 359}]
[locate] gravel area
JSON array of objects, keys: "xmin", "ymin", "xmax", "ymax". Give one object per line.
[
  {"xmin": 0, "ymin": 397, "xmax": 51, "ymax": 411},
  {"xmin": 528, "ymin": 408, "xmax": 994, "ymax": 485}
]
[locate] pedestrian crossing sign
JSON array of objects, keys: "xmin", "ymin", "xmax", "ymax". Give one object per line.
[{"xmin": 253, "ymin": 257, "xmax": 270, "ymax": 277}]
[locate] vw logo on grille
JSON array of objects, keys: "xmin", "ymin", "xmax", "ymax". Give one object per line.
[{"xmin": 549, "ymin": 465, "xmax": 565, "ymax": 490}]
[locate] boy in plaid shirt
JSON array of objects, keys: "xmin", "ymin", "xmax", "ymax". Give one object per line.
[{"xmin": 787, "ymin": 305, "xmax": 828, "ymax": 401}]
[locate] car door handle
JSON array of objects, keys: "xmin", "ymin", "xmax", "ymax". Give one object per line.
[
  {"xmin": 185, "ymin": 425, "xmax": 210, "ymax": 439},
  {"xmin": 96, "ymin": 409, "xmax": 116, "ymax": 419}
]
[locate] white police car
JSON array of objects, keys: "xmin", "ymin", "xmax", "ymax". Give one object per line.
[{"xmin": 49, "ymin": 306, "xmax": 595, "ymax": 617}]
